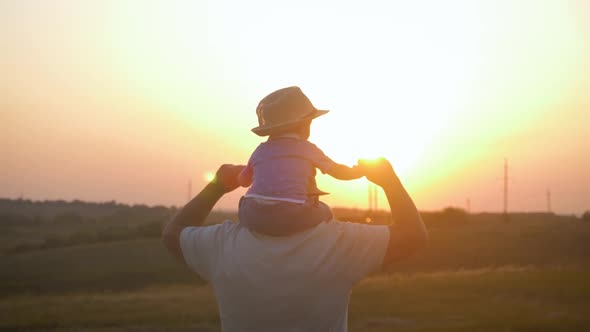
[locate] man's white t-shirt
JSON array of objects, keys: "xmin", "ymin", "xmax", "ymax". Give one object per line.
[{"xmin": 180, "ymin": 219, "xmax": 390, "ymax": 332}]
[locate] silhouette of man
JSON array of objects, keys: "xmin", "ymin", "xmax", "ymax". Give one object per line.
[{"xmin": 162, "ymin": 157, "xmax": 428, "ymax": 331}]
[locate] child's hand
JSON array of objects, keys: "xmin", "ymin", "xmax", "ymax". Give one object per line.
[
  {"xmin": 237, "ymin": 174, "xmax": 252, "ymax": 188},
  {"xmin": 357, "ymin": 157, "xmax": 397, "ymax": 188},
  {"xmin": 213, "ymin": 164, "xmax": 246, "ymax": 193},
  {"xmin": 350, "ymin": 164, "xmax": 365, "ymax": 178},
  {"xmin": 237, "ymin": 166, "xmax": 253, "ymax": 188}
]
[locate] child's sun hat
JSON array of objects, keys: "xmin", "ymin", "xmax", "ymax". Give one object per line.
[{"xmin": 251, "ymin": 86, "xmax": 329, "ymax": 136}]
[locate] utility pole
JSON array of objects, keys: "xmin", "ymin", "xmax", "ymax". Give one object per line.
[
  {"xmin": 368, "ymin": 183, "xmax": 373, "ymax": 213},
  {"xmin": 188, "ymin": 179, "xmax": 192, "ymax": 202},
  {"xmin": 466, "ymin": 198, "xmax": 471, "ymax": 214},
  {"xmin": 373, "ymin": 184, "xmax": 378, "ymax": 211},
  {"xmin": 368, "ymin": 183, "xmax": 378, "ymax": 213},
  {"xmin": 547, "ymin": 189, "xmax": 552, "ymax": 213},
  {"xmin": 503, "ymin": 158, "xmax": 508, "ymax": 216}
]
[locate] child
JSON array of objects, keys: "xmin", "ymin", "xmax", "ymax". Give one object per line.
[{"xmin": 237, "ymin": 86, "xmax": 364, "ymax": 236}]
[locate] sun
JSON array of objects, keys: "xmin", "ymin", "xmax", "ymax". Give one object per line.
[
  {"xmin": 310, "ymin": 102, "xmax": 445, "ymax": 181},
  {"xmin": 203, "ymin": 172, "xmax": 216, "ymax": 182}
]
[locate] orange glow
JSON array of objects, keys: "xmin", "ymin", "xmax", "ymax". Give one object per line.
[{"xmin": 1, "ymin": 1, "xmax": 589, "ymax": 213}]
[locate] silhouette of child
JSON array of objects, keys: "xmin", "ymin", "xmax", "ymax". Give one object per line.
[{"xmin": 237, "ymin": 86, "xmax": 364, "ymax": 236}]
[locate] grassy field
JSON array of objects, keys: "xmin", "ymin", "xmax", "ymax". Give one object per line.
[
  {"xmin": 1, "ymin": 266, "xmax": 589, "ymax": 331},
  {"xmin": 1, "ymin": 199, "xmax": 590, "ymax": 331}
]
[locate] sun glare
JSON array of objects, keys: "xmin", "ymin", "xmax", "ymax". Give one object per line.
[{"xmin": 204, "ymin": 172, "xmax": 216, "ymax": 182}]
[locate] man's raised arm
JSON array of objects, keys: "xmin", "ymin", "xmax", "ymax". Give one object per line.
[
  {"xmin": 161, "ymin": 164, "xmax": 244, "ymax": 263},
  {"xmin": 359, "ymin": 158, "xmax": 429, "ymax": 267}
]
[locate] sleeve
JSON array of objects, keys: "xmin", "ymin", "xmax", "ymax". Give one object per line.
[
  {"xmin": 336, "ymin": 222, "xmax": 390, "ymax": 284},
  {"xmin": 306, "ymin": 142, "xmax": 337, "ymax": 174},
  {"xmin": 238, "ymin": 161, "xmax": 254, "ymax": 186},
  {"xmin": 180, "ymin": 222, "xmax": 231, "ymax": 281},
  {"xmin": 238, "ymin": 148, "xmax": 258, "ymax": 186}
]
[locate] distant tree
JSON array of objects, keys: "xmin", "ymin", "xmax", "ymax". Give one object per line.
[
  {"xmin": 442, "ymin": 207, "xmax": 468, "ymax": 219},
  {"xmin": 582, "ymin": 211, "xmax": 590, "ymax": 222},
  {"xmin": 442, "ymin": 207, "xmax": 470, "ymax": 225},
  {"xmin": 421, "ymin": 207, "xmax": 469, "ymax": 228},
  {"xmin": 72, "ymin": 199, "xmax": 85, "ymax": 207}
]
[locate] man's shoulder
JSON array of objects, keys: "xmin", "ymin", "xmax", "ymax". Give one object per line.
[
  {"xmin": 181, "ymin": 219, "xmax": 386, "ymax": 241},
  {"xmin": 181, "ymin": 219, "xmax": 390, "ymax": 283},
  {"xmin": 179, "ymin": 220, "xmax": 242, "ymax": 279},
  {"xmin": 289, "ymin": 220, "xmax": 390, "ymax": 249},
  {"xmin": 322, "ymin": 219, "xmax": 390, "ymax": 236},
  {"xmin": 181, "ymin": 219, "xmax": 389, "ymax": 248},
  {"xmin": 181, "ymin": 220, "xmax": 240, "ymax": 244}
]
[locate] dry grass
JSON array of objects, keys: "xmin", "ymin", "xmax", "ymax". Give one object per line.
[
  {"xmin": 2, "ymin": 208, "xmax": 589, "ymax": 331},
  {"xmin": 2, "ymin": 265, "xmax": 589, "ymax": 331}
]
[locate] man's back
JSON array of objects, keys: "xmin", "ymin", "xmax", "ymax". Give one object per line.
[
  {"xmin": 163, "ymin": 158, "xmax": 428, "ymax": 331},
  {"xmin": 180, "ymin": 220, "xmax": 389, "ymax": 332}
]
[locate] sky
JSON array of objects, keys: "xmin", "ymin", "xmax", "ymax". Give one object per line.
[{"xmin": 1, "ymin": 0, "xmax": 589, "ymax": 214}]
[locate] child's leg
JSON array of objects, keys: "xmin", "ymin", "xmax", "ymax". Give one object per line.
[
  {"xmin": 307, "ymin": 195, "xmax": 333, "ymax": 222},
  {"xmin": 315, "ymin": 200, "xmax": 333, "ymax": 222},
  {"xmin": 238, "ymin": 197, "xmax": 323, "ymax": 236},
  {"xmin": 265, "ymin": 199, "xmax": 331, "ymax": 235}
]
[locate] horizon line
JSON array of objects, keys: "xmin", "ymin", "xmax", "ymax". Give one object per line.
[{"xmin": 1, "ymin": 197, "xmax": 582, "ymax": 217}]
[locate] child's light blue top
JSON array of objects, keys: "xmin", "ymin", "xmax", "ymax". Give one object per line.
[{"xmin": 241, "ymin": 137, "xmax": 336, "ymax": 203}]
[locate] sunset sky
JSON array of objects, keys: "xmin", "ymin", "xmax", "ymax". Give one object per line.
[{"xmin": 1, "ymin": 0, "xmax": 589, "ymax": 214}]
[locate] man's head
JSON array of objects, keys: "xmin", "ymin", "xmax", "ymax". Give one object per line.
[{"xmin": 251, "ymin": 86, "xmax": 328, "ymax": 137}]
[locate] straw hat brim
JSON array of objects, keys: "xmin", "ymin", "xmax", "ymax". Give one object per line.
[{"xmin": 251, "ymin": 110, "xmax": 329, "ymax": 136}]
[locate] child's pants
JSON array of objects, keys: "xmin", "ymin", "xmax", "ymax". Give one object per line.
[{"xmin": 238, "ymin": 196, "xmax": 333, "ymax": 236}]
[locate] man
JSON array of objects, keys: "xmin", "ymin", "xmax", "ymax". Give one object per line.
[{"xmin": 162, "ymin": 157, "xmax": 428, "ymax": 331}]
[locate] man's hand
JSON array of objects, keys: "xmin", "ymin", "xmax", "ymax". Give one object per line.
[
  {"xmin": 358, "ymin": 157, "xmax": 428, "ymax": 267},
  {"xmin": 212, "ymin": 164, "xmax": 246, "ymax": 193},
  {"xmin": 162, "ymin": 163, "xmax": 245, "ymax": 263},
  {"xmin": 357, "ymin": 157, "xmax": 396, "ymax": 188}
]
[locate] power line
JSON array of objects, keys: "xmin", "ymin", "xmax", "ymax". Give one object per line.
[
  {"xmin": 188, "ymin": 179, "xmax": 192, "ymax": 202},
  {"xmin": 503, "ymin": 158, "xmax": 508, "ymax": 215},
  {"xmin": 368, "ymin": 183, "xmax": 378, "ymax": 213},
  {"xmin": 368, "ymin": 183, "xmax": 372, "ymax": 212},
  {"xmin": 373, "ymin": 184, "xmax": 378, "ymax": 211}
]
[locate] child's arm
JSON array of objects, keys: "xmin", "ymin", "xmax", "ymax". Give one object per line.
[
  {"xmin": 326, "ymin": 163, "xmax": 364, "ymax": 181},
  {"xmin": 237, "ymin": 164, "xmax": 253, "ymax": 187}
]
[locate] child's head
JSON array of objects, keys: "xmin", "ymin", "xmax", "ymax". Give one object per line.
[
  {"xmin": 251, "ymin": 86, "xmax": 328, "ymax": 137},
  {"xmin": 269, "ymin": 120, "xmax": 311, "ymax": 140}
]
